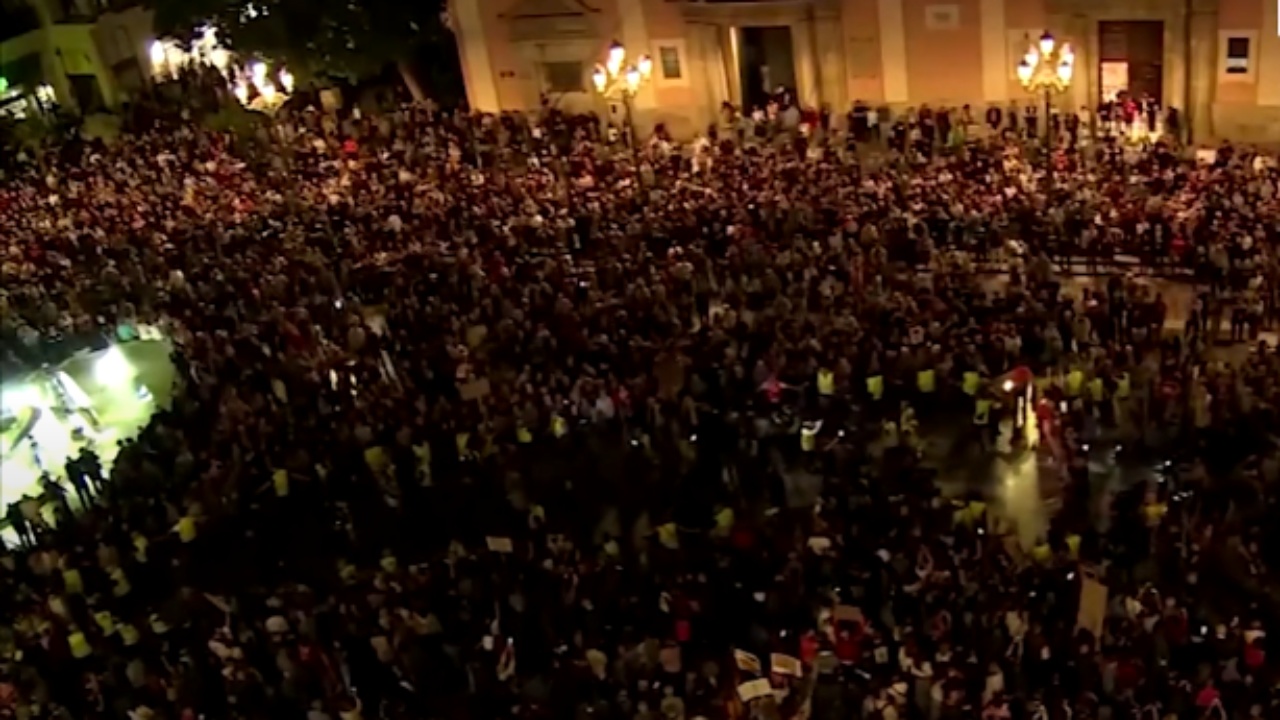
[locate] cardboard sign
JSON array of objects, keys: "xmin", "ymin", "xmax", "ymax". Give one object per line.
[
  {"xmin": 485, "ymin": 536, "xmax": 514, "ymax": 553},
  {"xmin": 833, "ymin": 605, "xmax": 863, "ymax": 624},
  {"xmin": 466, "ymin": 324, "xmax": 488, "ymax": 349},
  {"xmin": 737, "ymin": 678, "xmax": 773, "ymax": 702},
  {"xmin": 1076, "ymin": 570, "xmax": 1108, "ymax": 646},
  {"xmin": 771, "ymin": 653, "xmax": 802, "ymax": 677},
  {"xmin": 659, "ymin": 644, "xmax": 682, "ymax": 673},
  {"xmin": 733, "ymin": 649, "xmax": 762, "ymax": 673},
  {"xmin": 459, "ymin": 377, "xmax": 491, "ymax": 401},
  {"xmin": 807, "ymin": 536, "xmax": 833, "ymax": 555},
  {"xmin": 655, "ymin": 354, "xmax": 685, "ymax": 399}
]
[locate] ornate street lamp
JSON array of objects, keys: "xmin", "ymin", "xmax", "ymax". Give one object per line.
[
  {"xmin": 591, "ymin": 40, "xmax": 652, "ymax": 151},
  {"xmin": 1015, "ymin": 30, "xmax": 1074, "ymax": 145}
]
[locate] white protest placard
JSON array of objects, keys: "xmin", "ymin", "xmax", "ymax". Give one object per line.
[
  {"xmin": 1076, "ymin": 568, "xmax": 1108, "ymax": 647},
  {"xmin": 737, "ymin": 678, "xmax": 773, "ymax": 702},
  {"xmin": 733, "ymin": 649, "xmax": 762, "ymax": 673},
  {"xmin": 770, "ymin": 653, "xmax": 802, "ymax": 677},
  {"xmin": 485, "ymin": 537, "xmax": 514, "ymax": 553}
]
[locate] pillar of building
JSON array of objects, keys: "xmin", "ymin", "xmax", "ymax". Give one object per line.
[
  {"xmin": 876, "ymin": 0, "xmax": 909, "ymax": 105},
  {"xmin": 450, "ymin": 0, "xmax": 500, "ymax": 113},
  {"xmin": 688, "ymin": 23, "xmax": 729, "ymax": 129},
  {"xmin": 979, "ymin": 0, "xmax": 1008, "ymax": 105},
  {"xmin": 812, "ymin": 5, "xmax": 847, "ymax": 112},
  {"xmin": 792, "ymin": 15, "xmax": 819, "ymax": 108},
  {"xmin": 1187, "ymin": 0, "xmax": 1218, "ymax": 142}
]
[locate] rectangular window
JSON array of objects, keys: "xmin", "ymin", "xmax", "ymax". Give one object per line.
[
  {"xmin": 659, "ymin": 46, "xmax": 682, "ymax": 80},
  {"xmin": 1226, "ymin": 37, "xmax": 1250, "ymax": 74},
  {"xmin": 542, "ymin": 62, "xmax": 583, "ymax": 93},
  {"xmin": 924, "ymin": 4, "xmax": 960, "ymax": 30}
]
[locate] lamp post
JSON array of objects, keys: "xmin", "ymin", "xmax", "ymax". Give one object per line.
[
  {"xmin": 591, "ymin": 40, "xmax": 652, "ymax": 153},
  {"xmin": 1015, "ymin": 30, "xmax": 1074, "ymax": 147}
]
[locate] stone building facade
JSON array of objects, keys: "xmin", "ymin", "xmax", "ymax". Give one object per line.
[{"xmin": 449, "ymin": 0, "xmax": 1280, "ymax": 143}]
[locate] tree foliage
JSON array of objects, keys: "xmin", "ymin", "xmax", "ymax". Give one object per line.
[{"xmin": 150, "ymin": 0, "xmax": 450, "ymax": 85}]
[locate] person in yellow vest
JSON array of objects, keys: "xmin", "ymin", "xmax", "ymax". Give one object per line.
[
  {"xmin": 68, "ymin": 625, "xmax": 92, "ymax": 659},
  {"xmin": 62, "ymin": 565, "xmax": 84, "ymax": 596},
  {"xmin": 551, "ymin": 414, "xmax": 568, "ymax": 439},
  {"xmin": 175, "ymin": 515, "xmax": 197, "ymax": 544},
  {"xmin": 516, "ymin": 425, "xmax": 533, "ymax": 444},
  {"xmin": 817, "ymin": 368, "xmax": 835, "ymax": 397},
  {"xmin": 1087, "ymin": 376, "xmax": 1105, "ymax": 403},
  {"xmin": 1066, "ymin": 368, "xmax": 1084, "ymax": 397},
  {"xmin": 272, "ymin": 468, "xmax": 290, "ymax": 497},
  {"xmin": 962, "ymin": 370, "xmax": 981, "ymax": 397},
  {"xmin": 1065, "ymin": 534, "xmax": 1081, "ymax": 560},
  {"xmin": 867, "ymin": 375, "xmax": 884, "ymax": 402},
  {"xmin": 916, "ymin": 368, "xmax": 936, "ymax": 395},
  {"xmin": 882, "ymin": 419, "xmax": 899, "ymax": 448},
  {"xmin": 800, "ymin": 421, "xmax": 819, "ymax": 452},
  {"xmin": 118, "ymin": 622, "xmax": 140, "ymax": 647},
  {"xmin": 110, "ymin": 566, "xmax": 131, "ymax": 598},
  {"xmin": 1114, "ymin": 371, "xmax": 1131, "ymax": 400}
]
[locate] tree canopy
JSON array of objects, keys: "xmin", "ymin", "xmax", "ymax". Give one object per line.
[{"xmin": 149, "ymin": 0, "xmax": 451, "ymax": 87}]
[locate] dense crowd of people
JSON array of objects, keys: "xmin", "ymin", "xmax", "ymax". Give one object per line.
[{"xmin": 1, "ymin": 89, "xmax": 1279, "ymax": 720}]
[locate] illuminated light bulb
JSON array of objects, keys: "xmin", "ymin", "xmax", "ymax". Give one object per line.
[
  {"xmin": 606, "ymin": 41, "xmax": 625, "ymax": 77},
  {"xmin": 591, "ymin": 65, "xmax": 607, "ymax": 93},
  {"xmin": 210, "ymin": 48, "xmax": 230, "ymax": 71},
  {"xmin": 637, "ymin": 54, "xmax": 653, "ymax": 79},
  {"xmin": 260, "ymin": 80, "xmax": 277, "ymax": 104},
  {"xmin": 250, "ymin": 61, "xmax": 267, "ymax": 84},
  {"xmin": 148, "ymin": 40, "xmax": 166, "ymax": 69},
  {"xmin": 233, "ymin": 82, "xmax": 249, "ymax": 104},
  {"xmin": 1056, "ymin": 61, "xmax": 1073, "ymax": 84},
  {"xmin": 1039, "ymin": 31, "xmax": 1055, "ymax": 57},
  {"xmin": 1016, "ymin": 61, "xmax": 1033, "ymax": 84},
  {"xmin": 624, "ymin": 66, "xmax": 641, "ymax": 93},
  {"xmin": 278, "ymin": 68, "xmax": 294, "ymax": 93}
]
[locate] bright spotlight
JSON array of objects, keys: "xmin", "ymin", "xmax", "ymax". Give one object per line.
[
  {"xmin": 95, "ymin": 346, "xmax": 134, "ymax": 387},
  {"xmin": 1002, "ymin": 380, "xmax": 1015, "ymax": 392}
]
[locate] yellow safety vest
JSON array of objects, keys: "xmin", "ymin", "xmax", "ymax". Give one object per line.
[
  {"xmin": 974, "ymin": 399, "xmax": 992, "ymax": 425},
  {"xmin": 1066, "ymin": 534, "xmax": 1081, "ymax": 560},
  {"xmin": 917, "ymin": 369, "xmax": 936, "ymax": 394},
  {"xmin": 1143, "ymin": 502, "xmax": 1167, "ymax": 527},
  {"xmin": 177, "ymin": 516, "xmax": 197, "ymax": 543},
  {"xmin": 817, "ymin": 369, "xmax": 835, "ymax": 396},
  {"xmin": 882, "ymin": 420, "xmax": 899, "ymax": 446},
  {"xmin": 363, "ymin": 446, "xmax": 389, "ymax": 474},
  {"xmin": 110, "ymin": 567, "xmax": 130, "ymax": 597},
  {"xmin": 272, "ymin": 469, "xmax": 289, "ymax": 497},
  {"xmin": 1088, "ymin": 378, "xmax": 1104, "ymax": 402},
  {"xmin": 800, "ymin": 425, "xmax": 817, "ymax": 452},
  {"xmin": 552, "ymin": 415, "xmax": 568, "ymax": 438},
  {"xmin": 132, "ymin": 533, "xmax": 148, "ymax": 563},
  {"xmin": 715, "ymin": 507, "xmax": 735, "ymax": 535},
  {"xmin": 962, "ymin": 371, "xmax": 980, "ymax": 396},
  {"xmin": 1066, "ymin": 370, "xmax": 1084, "ymax": 397},
  {"xmin": 94, "ymin": 611, "xmax": 115, "ymax": 635},
  {"xmin": 867, "ymin": 375, "xmax": 884, "ymax": 400},
  {"xmin": 380, "ymin": 554, "xmax": 398, "ymax": 573},
  {"xmin": 1031, "ymin": 544, "xmax": 1052, "ymax": 565},
  {"xmin": 516, "ymin": 426, "xmax": 532, "ymax": 444},
  {"xmin": 62, "ymin": 568, "xmax": 83, "ymax": 595},
  {"xmin": 119, "ymin": 623, "xmax": 140, "ymax": 646},
  {"xmin": 455, "ymin": 433, "xmax": 470, "ymax": 457},
  {"xmin": 1115, "ymin": 373, "xmax": 1130, "ymax": 399},
  {"xmin": 656, "ymin": 523, "xmax": 679, "ymax": 549},
  {"xmin": 69, "ymin": 630, "xmax": 92, "ymax": 659}
]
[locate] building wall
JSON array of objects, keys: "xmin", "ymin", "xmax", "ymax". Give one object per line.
[
  {"xmin": 456, "ymin": 0, "xmax": 1280, "ymax": 143},
  {"xmin": 0, "ymin": 0, "xmax": 156, "ymax": 113}
]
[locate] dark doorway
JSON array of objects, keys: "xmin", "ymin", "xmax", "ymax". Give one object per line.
[
  {"xmin": 737, "ymin": 26, "xmax": 795, "ymax": 111},
  {"xmin": 1097, "ymin": 20, "xmax": 1164, "ymax": 104}
]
